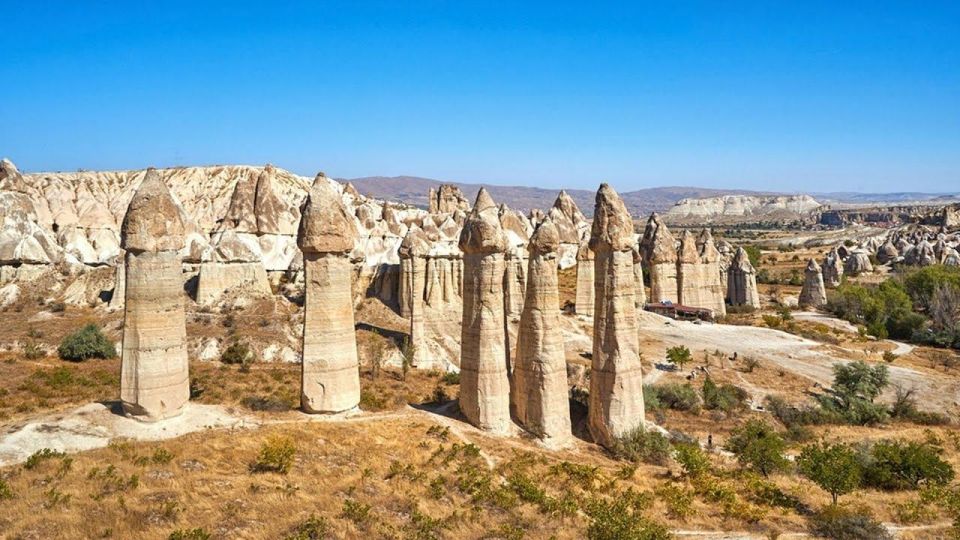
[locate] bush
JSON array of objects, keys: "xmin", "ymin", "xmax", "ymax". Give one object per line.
[
  {"xmin": 673, "ymin": 442, "xmax": 711, "ymax": 478},
  {"xmin": 0, "ymin": 478, "xmax": 13, "ymax": 500},
  {"xmin": 860, "ymin": 439, "xmax": 954, "ymax": 490},
  {"xmin": 611, "ymin": 428, "xmax": 673, "ymax": 466},
  {"xmin": 818, "ymin": 361, "xmax": 891, "ymax": 425},
  {"xmin": 57, "ymin": 324, "xmax": 116, "ymax": 361},
  {"xmin": 797, "ymin": 442, "xmax": 862, "ymax": 504},
  {"xmin": 808, "ymin": 505, "xmax": 892, "ymax": 540},
  {"xmin": 828, "ymin": 280, "xmax": 929, "ymax": 341},
  {"xmin": 585, "ymin": 496, "xmax": 673, "ymax": 540},
  {"xmin": 889, "ymin": 387, "xmax": 950, "ymax": 426},
  {"xmin": 168, "ymin": 529, "xmax": 211, "ymax": 540},
  {"xmin": 441, "ymin": 371, "xmax": 460, "ymax": 385},
  {"xmin": 250, "ymin": 436, "xmax": 296, "ymax": 474},
  {"xmin": 283, "ymin": 514, "xmax": 329, "ymax": 540},
  {"xmin": 724, "ymin": 420, "xmax": 788, "ymax": 477},
  {"xmin": 666, "ymin": 346, "xmax": 692, "ymax": 370},
  {"xmin": 23, "ymin": 341, "xmax": 45, "ymax": 360},
  {"xmin": 220, "ymin": 341, "xmax": 252, "ymax": 365},
  {"xmin": 649, "ymin": 383, "xmax": 700, "ymax": 412},
  {"xmin": 702, "ymin": 377, "xmax": 747, "ymax": 413}
]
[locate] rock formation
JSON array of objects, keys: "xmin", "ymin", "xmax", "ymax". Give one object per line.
[
  {"xmin": 119, "ymin": 169, "xmax": 190, "ymax": 421},
  {"xmin": 676, "ymin": 230, "xmax": 704, "ymax": 307},
  {"xmin": 632, "ymin": 246, "xmax": 646, "ymax": 307},
  {"xmin": 588, "ymin": 184, "xmax": 645, "ymax": 448},
  {"xmin": 511, "ymin": 217, "xmax": 572, "ymax": 444},
  {"xmin": 641, "ymin": 213, "xmax": 678, "ymax": 303},
  {"xmin": 822, "ymin": 247, "xmax": 844, "ymax": 288},
  {"xmin": 400, "ymin": 226, "xmax": 430, "ymax": 365},
  {"xmin": 697, "ymin": 230, "xmax": 727, "ymax": 316},
  {"xmin": 574, "ymin": 241, "xmax": 595, "ymax": 316},
  {"xmin": 799, "ymin": 259, "xmax": 827, "ymax": 308},
  {"xmin": 458, "ymin": 188, "xmax": 511, "ymax": 433},
  {"xmin": 727, "ymin": 247, "xmax": 760, "ymax": 308},
  {"xmin": 844, "ymin": 250, "xmax": 874, "ymax": 276},
  {"xmin": 298, "ymin": 175, "xmax": 361, "ymax": 414},
  {"xmin": 428, "ymin": 184, "xmax": 470, "ymax": 214}
]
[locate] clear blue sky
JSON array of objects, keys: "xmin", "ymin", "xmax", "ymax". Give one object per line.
[{"xmin": 2, "ymin": 1, "xmax": 958, "ymax": 193}]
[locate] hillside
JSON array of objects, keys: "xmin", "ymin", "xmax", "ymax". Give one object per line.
[{"xmin": 347, "ymin": 175, "xmax": 771, "ymax": 217}]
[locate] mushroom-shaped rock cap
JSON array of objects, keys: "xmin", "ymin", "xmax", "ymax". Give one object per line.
[
  {"xmin": 399, "ymin": 225, "xmax": 431, "ymax": 258},
  {"xmin": 121, "ymin": 168, "xmax": 186, "ymax": 253},
  {"xmin": 458, "ymin": 188, "xmax": 507, "ymax": 255},
  {"xmin": 297, "ymin": 175, "xmax": 357, "ymax": 254},
  {"xmin": 528, "ymin": 217, "xmax": 560, "ymax": 256},
  {"xmin": 805, "ymin": 258, "xmax": 822, "ymax": 273},
  {"xmin": 589, "ymin": 183, "xmax": 634, "ymax": 252}
]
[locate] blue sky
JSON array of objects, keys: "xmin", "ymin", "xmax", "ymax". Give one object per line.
[{"xmin": 2, "ymin": 1, "xmax": 958, "ymax": 193}]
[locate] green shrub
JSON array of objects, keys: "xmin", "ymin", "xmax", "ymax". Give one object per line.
[
  {"xmin": 25, "ymin": 448, "xmax": 67, "ymax": 470},
  {"xmin": 168, "ymin": 529, "xmax": 211, "ymax": 540},
  {"xmin": 585, "ymin": 496, "xmax": 673, "ymax": 540},
  {"xmin": 702, "ymin": 377, "xmax": 748, "ymax": 413},
  {"xmin": 724, "ymin": 420, "xmax": 788, "ymax": 477},
  {"xmin": 650, "ymin": 383, "xmax": 700, "ymax": 412},
  {"xmin": 673, "ymin": 442, "xmax": 711, "ymax": 478},
  {"xmin": 611, "ymin": 428, "xmax": 673, "ymax": 466},
  {"xmin": 0, "ymin": 478, "xmax": 13, "ymax": 500},
  {"xmin": 860, "ymin": 439, "xmax": 954, "ymax": 490},
  {"xmin": 23, "ymin": 341, "xmax": 45, "ymax": 360},
  {"xmin": 889, "ymin": 387, "xmax": 951, "ymax": 426},
  {"xmin": 643, "ymin": 384, "xmax": 663, "ymax": 411},
  {"xmin": 797, "ymin": 442, "xmax": 862, "ymax": 504},
  {"xmin": 57, "ymin": 324, "xmax": 116, "ymax": 361},
  {"xmin": 283, "ymin": 514, "xmax": 329, "ymax": 540},
  {"xmin": 250, "ymin": 436, "xmax": 296, "ymax": 474},
  {"xmin": 441, "ymin": 371, "xmax": 460, "ymax": 385},
  {"xmin": 666, "ymin": 346, "xmax": 692, "ymax": 370},
  {"xmin": 220, "ymin": 341, "xmax": 252, "ymax": 365},
  {"xmin": 341, "ymin": 499, "xmax": 372, "ymax": 526},
  {"xmin": 808, "ymin": 505, "xmax": 892, "ymax": 540}
]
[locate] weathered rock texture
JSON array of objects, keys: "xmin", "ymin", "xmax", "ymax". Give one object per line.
[
  {"xmin": 727, "ymin": 247, "xmax": 760, "ymax": 308},
  {"xmin": 677, "ymin": 230, "xmax": 705, "ymax": 307},
  {"xmin": 458, "ymin": 188, "xmax": 511, "ymax": 433},
  {"xmin": 844, "ymin": 250, "xmax": 874, "ymax": 276},
  {"xmin": 119, "ymin": 169, "xmax": 190, "ymax": 422},
  {"xmin": 428, "ymin": 184, "xmax": 470, "ymax": 214},
  {"xmin": 400, "ymin": 226, "xmax": 430, "ymax": 366},
  {"xmin": 799, "ymin": 259, "xmax": 827, "ymax": 308},
  {"xmin": 298, "ymin": 175, "xmax": 361, "ymax": 413},
  {"xmin": 822, "ymin": 247, "xmax": 844, "ymax": 288},
  {"xmin": 510, "ymin": 218, "xmax": 572, "ymax": 444},
  {"xmin": 632, "ymin": 247, "xmax": 647, "ymax": 307},
  {"xmin": 697, "ymin": 230, "xmax": 727, "ymax": 316},
  {"xmin": 588, "ymin": 184, "xmax": 645, "ymax": 448},
  {"xmin": 574, "ymin": 241, "xmax": 595, "ymax": 316},
  {"xmin": 641, "ymin": 213, "xmax": 678, "ymax": 303}
]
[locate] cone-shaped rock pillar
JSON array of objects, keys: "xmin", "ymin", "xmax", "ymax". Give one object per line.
[
  {"xmin": 641, "ymin": 213, "xmax": 678, "ymax": 303},
  {"xmin": 458, "ymin": 188, "xmax": 512, "ymax": 433},
  {"xmin": 632, "ymin": 246, "xmax": 647, "ymax": 308},
  {"xmin": 698, "ymin": 230, "xmax": 727, "ymax": 317},
  {"xmin": 298, "ymin": 175, "xmax": 361, "ymax": 413},
  {"xmin": 728, "ymin": 247, "xmax": 760, "ymax": 308},
  {"xmin": 119, "ymin": 169, "xmax": 189, "ymax": 422},
  {"xmin": 799, "ymin": 259, "xmax": 827, "ymax": 308},
  {"xmin": 588, "ymin": 184, "xmax": 645, "ymax": 448},
  {"xmin": 400, "ymin": 226, "xmax": 431, "ymax": 366},
  {"xmin": 511, "ymin": 217, "xmax": 572, "ymax": 444},
  {"xmin": 574, "ymin": 241, "xmax": 595, "ymax": 316},
  {"xmin": 822, "ymin": 247, "xmax": 844, "ymax": 288}
]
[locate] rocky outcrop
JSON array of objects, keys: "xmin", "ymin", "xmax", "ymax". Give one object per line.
[
  {"xmin": 697, "ymin": 230, "xmax": 727, "ymax": 316},
  {"xmin": 799, "ymin": 259, "xmax": 827, "ymax": 308},
  {"xmin": 588, "ymin": 184, "xmax": 645, "ymax": 448},
  {"xmin": 641, "ymin": 213, "xmax": 678, "ymax": 303},
  {"xmin": 458, "ymin": 188, "xmax": 511, "ymax": 433},
  {"xmin": 119, "ymin": 169, "xmax": 190, "ymax": 422},
  {"xmin": 428, "ymin": 184, "xmax": 470, "ymax": 214},
  {"xmin": 667, "ymin": 194, "xmax": 821, "ymax": 219},
  {"xmin": 574, "ymin": 241, "xmax": 595, "ymax": 316},
  {"xmin": 677, "ymin": 230, "xmax": 704, "ymax": 307},
  {"xmin": 511, "ymin": 218, "xmax": 571, "ymax": 444},
  {"xmin": 727, "ymin": 247, "xmax": 760, "ymax": 308},
  {"xmin": 400, "ymin": 226, "xmax": 430, "ymax": 366},
  {"xmin": 822, "ymin": 247, "xmax": 844, "ymax": 288},
  {"xmin": 632, "ymin": 246, "xmax": 646, "ymax": 307},
  {"xmin": 298, "ymin": 175, "xmax": 361, "ymax": 414},
  {"xmin": 844, "ymin": 250, "xmax": 874, "ymax": 276}
]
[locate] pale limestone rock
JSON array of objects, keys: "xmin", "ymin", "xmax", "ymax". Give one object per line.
[
  {"xmin": 799, "ymin": 259, "xmax": 827, "ymax": 308},
  {"xmin": 588, "ymin": 184, "xmax": 645, "ymax": 448},
  {"xmin": 254, "ymin": 165, "xmax": 299, "ymax": 235},
  {"xmin": 632, "ymin": 246, "xmax": 647, "ymax": 307},
  {"xmin": 108, "ymin": 253, "xmax": 126, "ymax": 310},
  {"xmin": 641, "ymin": 213, "xmax": 678, "ymax": 303},
  {"xmin": 676, "ymin": 230, "xmax": 705, "ymax": 307},
  {"xmin": 458, "ymin": 188, "xmax": 511, "ymax": 433},
  {"xmin": 119, "ymin": 170, "xmax": 189, "ymax": 422},
  {"xmin": 219, "ymin": 171, "xmax": 258, "ymax": 233},
  {"xmin": 299, "ymin": 175, "xmax": 360, "ymax": 414},
  {"xmin": 511, "ymin": 218, "xmax": 572, "ymax": 444},
  {"xmin": 844, "ymin": 250, "xmax": 874, "ymax": 275},
  {"xmin": 428, "ymin": 184, "xmax": 470, "ymax": 214},
  {"xmin": 697, "ymin": 230, "xmax": 726, "ymax": 316},
  {"xmin": 504, "ymin": 247, "xmax": 527, "ymax": 318},
  {"xmin": 400, "ymin": 226, "xmax": 431, "ymax": 366},
  {"xmin": 575, "ymin": 241, "xmax": 595, "ymax": 316},
  {"xmin": 195, "ymin": 262, "xmax": 271, "ymax": 304},
  {"xmin": 822, "ymin": 247, "xmax": 844, "ymax": 287},
  {"xmin": 727, "ymin": 247, "xmax": 760, "ymax": 308}
]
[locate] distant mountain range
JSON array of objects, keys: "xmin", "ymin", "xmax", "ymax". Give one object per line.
[{"xmin": 347, "ymin": 175, "xmax": 960, "ymax": 217}]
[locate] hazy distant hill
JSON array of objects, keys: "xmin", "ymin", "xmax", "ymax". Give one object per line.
[
  {"xmin": 813, "ymin": 192, "xmax": 960, "ymax": 204},
  {"xmin": 347, "ymin": 176, "xmax": 771, "ymax": 217}
]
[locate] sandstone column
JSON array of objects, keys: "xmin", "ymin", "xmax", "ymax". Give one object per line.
[
  {"xmin": 677, "ymin": 229, "xmax": 704, "ymax": 307},
  {"xmin": 632, "ymin": 246, "xmax": 647, "ymax": 307},
  {"xmin": 400, "ymin": 226, "xmax": 430, "ymax": 366},
  {"xmin": 822, "ymin": 247, "xmax": 844, "ymax": 288},
  {"xmin": 589, "ymin": 184, "xmax": 645, "ymax": 448},
  {"xmin": 458, "ymin": 188, "xmax": 511, "ymax": 433},
  {"xmin": 698, "ymin": 230, "xmax": 727, "ymax": 317},
  {"xmin": 728, "ymin": 247, "xmax": 761, "ymax": 308},
  {"xmin": 641, "ymin": 213, "xmax": 678, "ymax": 303},
  {"xmin": 511, "ymin": 217, "xmax": 572, "ymax": 444},
  {"xmin": 298, "ymin": 175, "xmax": 361, "ymax": 413},
  {"xmin": 574, "ymin": 240, "xmax": 595, "ymax": 316},
  {"xmin": 119, "ymin": 169, "xmax": 189, "ymax": 422},
  {"xmin": 799, "ymin": 259, "xmax": 827, "ymax": 308}
]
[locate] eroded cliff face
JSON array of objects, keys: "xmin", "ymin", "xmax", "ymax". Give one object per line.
[{"xmin": 666, "ymin": 194, "xmax": 821, "ymax": 220}]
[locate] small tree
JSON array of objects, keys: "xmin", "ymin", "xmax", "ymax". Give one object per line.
[
  {"xmin": 58, "ymin": 324, "xmax": 116, "ymax": 361},
  {"xmin": 724, "ymin": 419, "xmax": 788, "ymax": 477},
  {"xmin": 797, "ymin": 442, "xmax": 862, "ymax": 505},
  {"xmin": 666, "ymin": 345, "xmax": 692, "ymax": 371},
  {"xmin": 833, "ymin": 361, "xmax": 889, "ymax": 403},
  {"xmin": 399, "ymin": 337, "xmax": 416, "ymax": 381}
]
